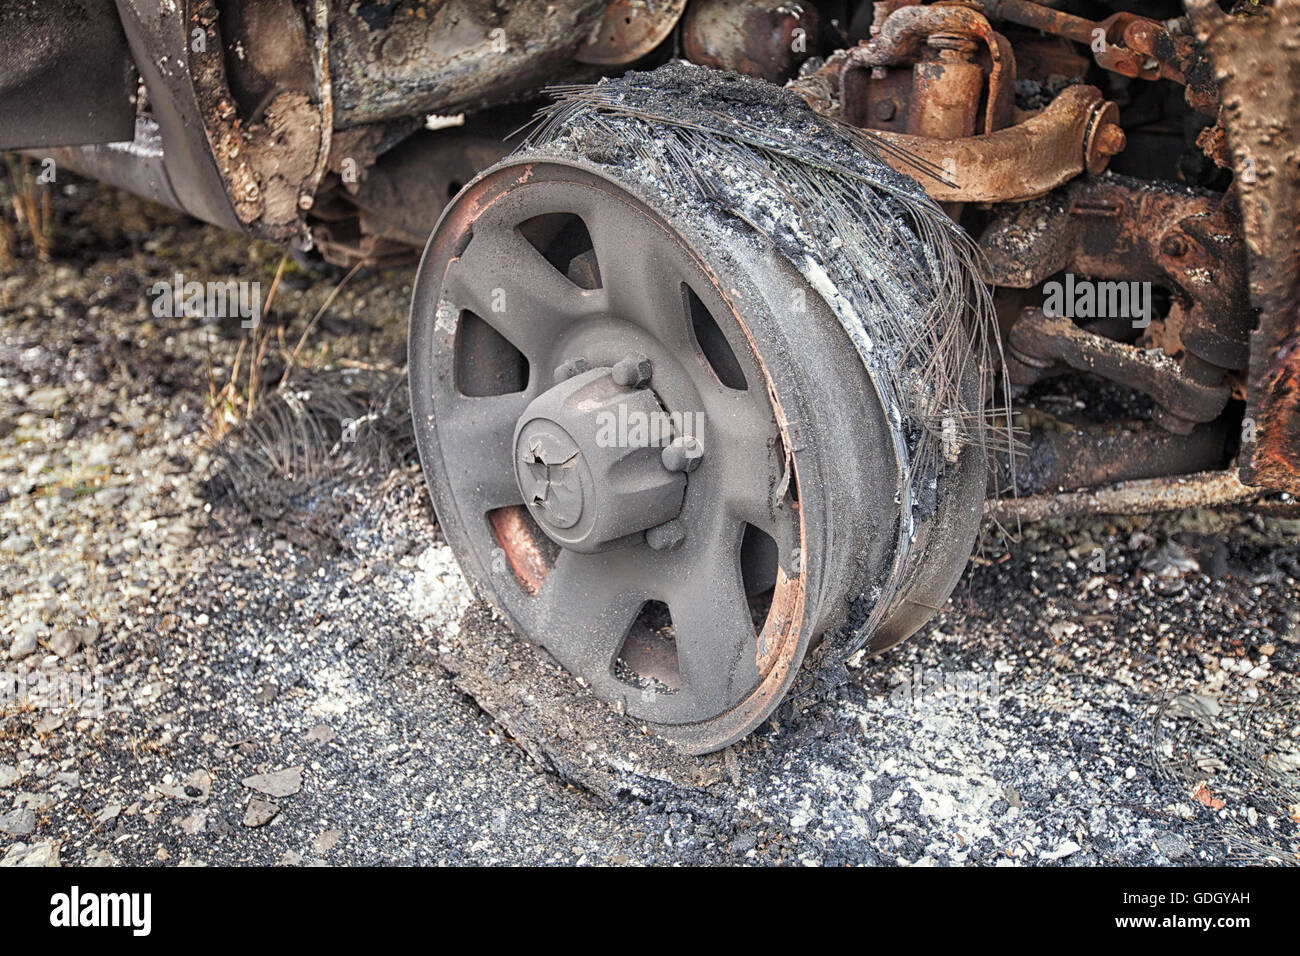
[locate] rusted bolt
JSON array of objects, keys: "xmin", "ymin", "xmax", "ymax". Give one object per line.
[
  {"xmin": 1161, "ymin": 233, "xmax": 1188, "ymax": 258},
  {"xmin": 645, "ymin": 519, "xmax": 686, "ymax": 552},
  {"xmin": 661, "ymin": 435, "xmax": 703, "ymax": 473},
  {"xmin": 1094, "ymin": 123, "xmax": 1126, "ymax": 158},
  {"xmin": 927, "ymin": 33, "xmax": 978, "ymax": 55},
  {"xmin": 552, "ymin": 357, "xmax": 590, "ymax": 383},
  {"xmin": 612, "ymin": 353, "xmax": 652, "ymax": 388}
]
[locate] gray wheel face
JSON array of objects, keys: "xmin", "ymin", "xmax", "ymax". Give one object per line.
[
  {"xmin": 408, "ymin": 153, "xmax": 983, "ymax": 752},
  {"xmin": 411, "ymin": 159, "xmax": 890, "ymax": 751}
]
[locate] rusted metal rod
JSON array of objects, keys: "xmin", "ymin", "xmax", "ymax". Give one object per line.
[{"xmin": 985, "ymin": 470, "xmax": 1269, "ymax": 523}]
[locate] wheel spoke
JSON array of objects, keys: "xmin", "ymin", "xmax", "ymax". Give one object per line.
[
  {"xmin": 670, "ymin": 574, "xmax": 759, "ymax": 712},
  {"xmin": 696, "ymin": 388, "xmax": 794, "ymax": 544},
  {"xmin": 445, "ymin": 227, "xmax": 608, "ymax": 359},
  {"xmin": 585, "ymin": 200, "xmax": 694, "ymax": 350},
  {"xmin": 440, "ymin": 394, "xmax": 529, "ymax": 510},
  {"xmin": 667, "ymin": 530, "xmax": 762, "ymax": 711},
  {"xmin": 529, "ymin": 549, "xmax": 646, "ymax": 676}
]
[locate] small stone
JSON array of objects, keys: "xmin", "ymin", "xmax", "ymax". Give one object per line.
[
  {"xmin": 1, "ymin": 840, "xmax": 59, "ymax": 867},
  {"xmin": 1041, "ymin": 840, "xmax": 1081, "ymax": 861},
  {"xmin": 49, "ymin": 631, "xmax": 79, "ymax": 659},
  {"xmin": 243, "ymin": 797, "xmax": 280, "ymax": 828},
  {"xmin": 1156, "ymin": 833, "xmax": 1191, "ymax": 859},
  {"xmin": 305, "ymin": 723, "xmax": 334, "ymax": 744},
  {"xmin": 0, "ymin": 843, "xmax": 29, "ymax": 867},
  {"xmin": 95, "ymin": 486, "xmax": 126, "ymax": 507},
  {"xmin": 155, "ymin": 768, "xmax": 211, "ymax": 804},
  {"xmin": 34, "ymin": 714, "xmax": 64, "ymax": 734},
  {"xmin": 241, "ymin": 766, "xmax": 304, "ymax": 798},
  {"xmin": 731, "ymin": 831, "xmax": 757, "ymax": 854},
  {"xmin": 17, "ymin": 793, "xmax": 54, "ymax": 812},
  {"xmin": 85, "ymin": 849, "xmax": 119, "ymax": 867},
  {"xmin": 8, "ymin": 631, "xmax": 37, "ymax": 661},
  {"xmin": 183, "ymin": 769, "xmax": 212, "ymax": 802},
  {"xmin": 0, "ymin": 534, "xmax": 33, "ymax": 555},
  {"xmin": 312, "ymin": 829, "xmax": 342, "ymax": 854},
  {"xmin": 0, "ymin": 808, "xmax": 37, "ymax": 837},
  {"xmin": 179, "ymin": 810, "xmax": 207, "ymax": 835},
  {"xmin": 0, "ymin": 765, "xmax": 19, "ymax": 788},
  {"xmin": 27, "ymin": 386, "xmax": 69, "ymax": 412}
]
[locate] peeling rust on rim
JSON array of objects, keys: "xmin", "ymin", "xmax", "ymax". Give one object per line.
[{"xmin": 489, "ymin": 506, "xmax": 557, "ymax": 596}]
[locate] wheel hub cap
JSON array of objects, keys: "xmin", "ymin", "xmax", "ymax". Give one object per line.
[{"xmin": 512, "ymin": 367, "xmax": 686, "ymax": 553}]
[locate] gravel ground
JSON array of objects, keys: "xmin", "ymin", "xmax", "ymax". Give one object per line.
[{"xmin": 1, "ymin": 177, "xmax": 1297, "ymax": 867}]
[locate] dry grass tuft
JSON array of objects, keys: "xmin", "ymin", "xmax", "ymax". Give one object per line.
[{"xmin": 1, "ymin": 153, "xmax": 54, "ymax": 266}]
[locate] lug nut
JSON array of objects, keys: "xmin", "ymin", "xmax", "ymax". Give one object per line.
[
  {"xmin": 645, "ymin": 519, "xmax": 686, "ymax": 551},
  {"xmin": 661, "ymin": 435, "xmax": 703, "ymax": 473},
  {"xmin": 612, "ymin": 353, "xmax": 653, "ymax": 388},
  {"xmin": 1094, "ymin": 123, "xmax": 1126, "ymax": 158},
  {"xmin": 553, "ymin": 357, "xmax": 590, "ymax": 383}
]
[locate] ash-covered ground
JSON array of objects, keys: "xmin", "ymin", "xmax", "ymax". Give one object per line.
[{"xmin": 1, "ymin": 177, "xmax": 1297, "ymax": 867}]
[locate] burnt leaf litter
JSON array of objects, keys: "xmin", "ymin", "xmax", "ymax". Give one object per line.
[{"xmin": 0, "ymin": 161, "xmax": 1297, "ymax": 867}]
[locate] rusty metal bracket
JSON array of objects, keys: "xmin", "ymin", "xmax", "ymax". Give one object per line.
[
  {"xmin": 979, "ymin": 0, "xmax": 1219, "ymax": 113},
  {"xmin": 979, "ymin": 175, "xmax": 1253, "ymax": 370},
  {"xmin": 866, "ymin": 85, "xmax": 1120, "ymax": 203},
  {"xmin": 819, "ymin": 3, "xmax": 1124, "ymax": 204},
  {"xmin": 841, "ymin": 3, "xmax": 1016, "ymax": 134},
  {"xmin": 1007, "ymin": 308, "xmax": 1232, "ymax": 432}
]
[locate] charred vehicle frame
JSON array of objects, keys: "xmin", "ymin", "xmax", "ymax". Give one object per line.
[{"xmin": 2, "ymin": 0, "xmax": 1296, "ymax": 752}]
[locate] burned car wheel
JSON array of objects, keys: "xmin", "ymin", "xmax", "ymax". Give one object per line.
[
  {"xmin": 411, "ymin": 170, "xmax": 979, "ymax": 752},
  {"xmin": 410, "ymin": 74, "xmax": 988, "ymax": 753}
]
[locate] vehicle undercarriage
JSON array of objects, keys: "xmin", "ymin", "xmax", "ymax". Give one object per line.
[{"xmin": 2, "ymin": 0, "xmax": 1296, "ymax": 751}]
